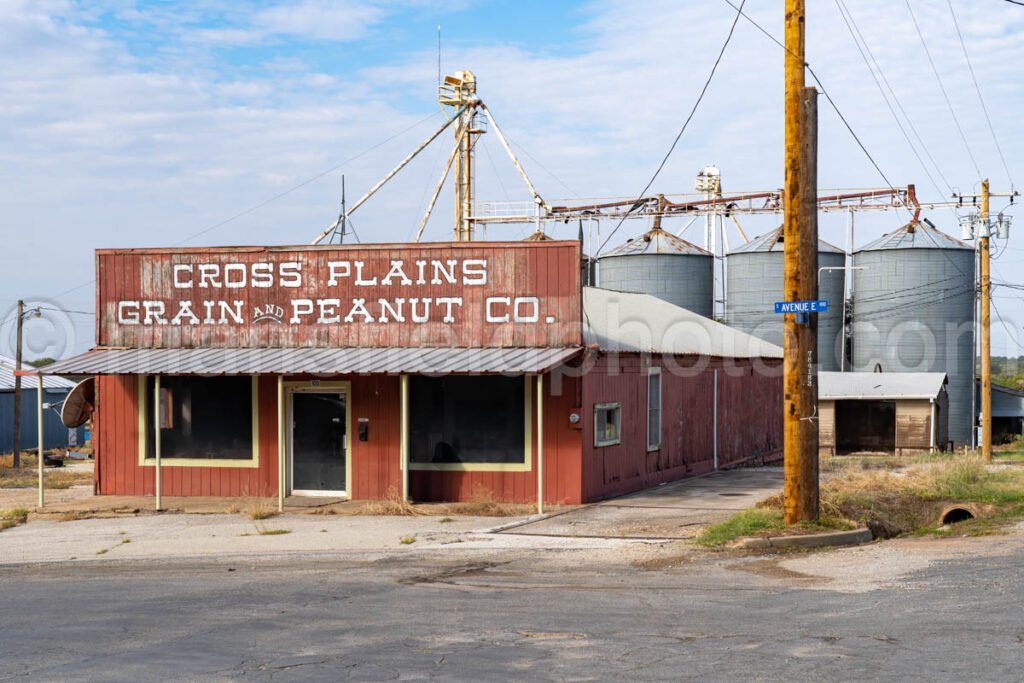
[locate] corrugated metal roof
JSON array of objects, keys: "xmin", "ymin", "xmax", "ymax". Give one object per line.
[
  {"xmin": 857, "ymin": 220, "xmax": 970, "ymax": 252},
  {"xmin": 36, "ymin": 346, "xmax": 582, "ymax": 376},
  {"xmin": 583, "ymin": 287, "xmax": 783, "ymax": 359},
  {"xmin": 819, "ymin": 372, "xmax": 948, "ymax": 400},
  {"xmin": 602, "ymin": 228, "xmax": 711, "ymax": 258},
  {"xmin": 729, "ymin": 226, "xmax": 844, "ymax": 255},
  {"xmin": 0, "ymin": 354, "xmax": 77, "ymax": 391}
]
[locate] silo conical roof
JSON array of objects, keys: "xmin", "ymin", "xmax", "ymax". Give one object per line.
[
  {"xmin": 728, "ymin": 226, "xmax": 844, "ymax": 255},
  {"xmin": 856, "ymin": 219, "xmax": 971, "ymax": 252},
  {"xmin": 523, "ymin": 229, "xmax": 555, "ymax": 241},
  {"xmin": 602, "ymin": 227, "xmax": 711, "ymax": 257}
]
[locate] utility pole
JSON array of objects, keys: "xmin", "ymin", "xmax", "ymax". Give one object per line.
[
  {"xmin": 12, "ymin": 299, "xmax": 23, "ymax": 468},
  {"xmin": 783, "ymin": 0, "xmax": 819, "ymax": 524},
  {"xmin": 980, "ymin": 179, "xmax": 991, "ymax": 462},
  {"xmin": 954, "ymin": 183, "xmax": 1016, "ymax": 461}
]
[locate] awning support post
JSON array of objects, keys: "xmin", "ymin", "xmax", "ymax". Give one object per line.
[
  {"xmin": 37, "ymin": 375, "xmax": 44, "ymax": 509},
  {"xmin": 278, "ymin": 375, "xmax": 285, "ymax": 512},
  {"xmin": 930, "ymin": 398, "xmax": 937, "ymax": 453},
  {"xmin": 400, "ymin": 375, "xmax": 409, "ymax": 503},
  {"xmin": 537, "ymin": 373, "xmax": 544, "ymax": 515},
  {"xmin": 154, "ymin": 375, "xmax": 162, "ymax": 512}
]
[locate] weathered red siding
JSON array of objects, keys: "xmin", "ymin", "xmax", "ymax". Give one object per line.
[
  {"xmin": 409, "ymin": 374, "xmax": 583, "ymax": 505},
  {"xmin": 580, "ymin": 354, "xmax": 783, "ymax": 502},
  {"xmin": 94, "ymin": 371, "xmax": 584, "ymax": 504},
  {"xmin": 96, "ymin": 241, "xmax": 582, "ymax": 349},
  {"xmin": 95, "ymin": 375, "xmax": 281, "ymax": 497}
]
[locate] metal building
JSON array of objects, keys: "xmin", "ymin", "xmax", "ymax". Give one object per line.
[
  {"xmin": 725, "ymin": 227, "xmax": 846, "ymax": 370},
  {"xmin": 851, "ymin": 219, "xmax": 975, "ymax": 446},
  {"xmin": 0, "ymin": 355, "xmax": 85, "ymax": 452},
  {"xmin": 598, "ymin": 228, "xmax": 713, "ymax": 318}
]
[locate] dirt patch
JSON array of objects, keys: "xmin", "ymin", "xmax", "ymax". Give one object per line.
[{"xmin": 731, "ymin": 557, "xmax": 828, "ymax": 582}]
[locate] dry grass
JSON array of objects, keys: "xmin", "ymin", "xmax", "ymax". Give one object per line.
[
  {"xmin": 326, "ymin": 485, "xmax": 535, "ymax": 518},
  {"xmin": 701, "ymin": 454, "xmax": 1024, "ymax": 547},
  {"xmin": 0, "ymin": 508, "xmax": 29, "ymax": 531},
  {"xmin": 0, "ymin": 453, "xmax": 92, "ymax": 489}
]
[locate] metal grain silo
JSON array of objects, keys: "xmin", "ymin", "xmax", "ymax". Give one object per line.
[
  {"xmin": 598, "ymin": 228, "xmax": 713, "ymax": 317},
  {"xmin": 725, "ymin": 226, "xmax": 846, "ymax": 370},
  {"xmin": 852, "ymin": 219, "xmax": 975, "ymax": 446}
]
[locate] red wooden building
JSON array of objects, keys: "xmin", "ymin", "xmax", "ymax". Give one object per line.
[{"xmin": 40, "ymin": 240, "xmax": 782, "ymax": 506}]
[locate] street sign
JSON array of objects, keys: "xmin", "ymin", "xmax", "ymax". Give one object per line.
[{"xmin": 774, "ymin": 300, "xmax": 829, "ymax": 314}]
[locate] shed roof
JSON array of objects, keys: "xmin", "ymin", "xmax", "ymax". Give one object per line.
[
  {"xmin": 856, "ymin": 219, "xmax": 970, "ymax": 252},
  {"xmin": 34, "ymin": 346, "xmax": 582, "ymax": 376},
  {"xmin": 601, "ymin": 228, "xmax": 711, "ymax": 258},
  {"xmin": 583, "ymin": 287, "xmax": 783, "ymax": 359},
  {"xmin": 728, "ymin": 226, "xmax": 844, "ymax": 255},
  {"xmin": 0, "ymin": 354, "xmax": 77, "ymax": 391},
  {"xmin": 819, "ymin": 372, "xmax": 948, "ymax": 400}
]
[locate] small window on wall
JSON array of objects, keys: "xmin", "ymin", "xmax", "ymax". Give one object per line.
[
  {"xmin": 647, "ymin": 368, "xmax": 662, "ymax": 451},
  {"xmin": 408, "ymin": 375, "xmax": 528, "ymax": 469},
  {"xmin": 144, "ymin": 376, "xmax": 255, "ymax": 463},
  {"xmin": 594, "ymin": 403, "xmax": 621, "ymax": 447}
]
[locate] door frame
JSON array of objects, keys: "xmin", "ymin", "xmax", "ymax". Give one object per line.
[{"xmin": 285, "ymin": 380, "xmax": 352, "ymax": 498}]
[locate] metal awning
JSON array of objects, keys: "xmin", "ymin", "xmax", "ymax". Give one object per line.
[{"xmin": 36, "ymin": 346, "xmax": 583, "ymax": 376}]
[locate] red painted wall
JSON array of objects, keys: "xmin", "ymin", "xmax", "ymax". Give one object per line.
[
  {"xmin": 94, "ymin": 371, "xmax": 584, "ymax": 504},
  {"xmin": 580, "ymin": 353, "xmax": 783, "ymax": 502}
]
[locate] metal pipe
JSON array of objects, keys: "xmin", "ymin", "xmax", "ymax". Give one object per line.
[
  {"xmin": 479, "ymin": 104, "xmax": 548, "ymax": 213},
  {"xmin": 713, "ymin": 369, "xmax": 719, "ymax": 470},
  {"xmin": 154, "ymin": 375, "xmax": 161, "ymax": 512},
  {"xmin": 400, "ymin": 375, "xmax": 410, "ymax": 498},
  {"xmin": 277, "ymin": 375, "xmax": 285, "ymax": 512},
  {"xmin": 536, "ymin": 373, "xmax": 544, "ymax": 515},
  {"xmin": 415, "ymin": 121, "xmax": 469, "ymax": 242},
  {"xmin": 37, "ymin": 374, "xmax": 44, "ymax": 509},
  {"xmin": 311, "ymin": 109, "xmax": 464, "ymax": 245}
]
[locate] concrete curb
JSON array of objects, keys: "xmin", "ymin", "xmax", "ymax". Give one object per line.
[{"xmin": 736, "ymin": 527, "xmax": 874, "ymax": 550}]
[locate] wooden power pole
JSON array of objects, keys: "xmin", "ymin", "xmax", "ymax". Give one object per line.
[
  {"xmin": 12, "ymin": 299, "xmax": 23, "ymax": 469},
  {"xmin": 783, "ymin": 0, "xmax": 819, "ymax": 523},
  {"xmin": 980, "ymin": 179, "xmax": 991, "ymax": 462}
]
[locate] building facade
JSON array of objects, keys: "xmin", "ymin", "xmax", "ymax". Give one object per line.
[{"xmin": 40, "ymin": 240, "xmax": 783, "ymax": 505}]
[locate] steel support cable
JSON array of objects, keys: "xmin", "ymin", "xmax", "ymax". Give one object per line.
[
  {"xmin": 990, "ymin": 297, "xmax": 1024, "ymax": 351},
  {"xmin": 947, "ymin": 0, "xmax": 1015, "ymax": 189},
  {"xmin": 719, "ymin": 0, "xmax": 911, "ymax": 220},
  {"xmin": 597, "ymin": 0, "xmax": 746, "ymax": 257},
  {"xmin": 45, "ymin": 111, "xmax": 445, "ymax": 302},
  {"xmin": 904, "ymin": 0, "xmax": 983, "ymax": 181},
  {"xmin": 834, "ymin": 0, "xmax": 955, "ymax": 206}
]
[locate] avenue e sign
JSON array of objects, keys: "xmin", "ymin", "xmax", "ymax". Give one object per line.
[{"xmin": 774, "ymin": 300, "xmax": 829, "ymax": 314}]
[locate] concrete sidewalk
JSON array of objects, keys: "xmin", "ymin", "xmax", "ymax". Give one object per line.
[{"xmin": 499, "ymin": 467, "xmax": 784, "ymax": 540}]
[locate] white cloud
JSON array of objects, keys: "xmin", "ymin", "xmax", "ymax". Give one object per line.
[{"xmin": 1, "ymin": 0, "xmax": 1023, "ymax": 355}]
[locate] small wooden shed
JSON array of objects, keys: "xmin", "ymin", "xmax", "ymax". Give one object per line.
[{"xmin": 819, "ymin": 372, "xmax": 949, "ymax": 456}]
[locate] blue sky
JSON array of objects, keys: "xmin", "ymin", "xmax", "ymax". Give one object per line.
[{"xmin": 1, "ymin": 0, "xmax": 1022, "ymax": 359}]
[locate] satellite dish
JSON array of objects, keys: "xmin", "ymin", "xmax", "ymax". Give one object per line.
[{"xmin": 61, "ymin": 377, "xmax": 95, "ymax": 428}]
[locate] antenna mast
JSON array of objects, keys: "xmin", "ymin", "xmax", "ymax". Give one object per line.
[{"xmin": 438, "ymin": 70, "xmax": 483, "ymax": 240}]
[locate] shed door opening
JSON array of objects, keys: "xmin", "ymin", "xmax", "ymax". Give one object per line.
[
  {"xmin": 291, "ymin": 392, "xmax": 347, "ymax": 495},
  {"xmin": 835, "ymin": 399, "xmax": 896, "ymax": 454}
]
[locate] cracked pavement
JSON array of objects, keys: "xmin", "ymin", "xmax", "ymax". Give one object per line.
[{"xmin": 2, "ymin": 525, "xmax": 1024, "ymax": 681}]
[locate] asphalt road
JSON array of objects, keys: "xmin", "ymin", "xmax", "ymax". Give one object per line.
[{"xmin": 2, "ymin": 537, "xmax": 1024, "ymax": 682}]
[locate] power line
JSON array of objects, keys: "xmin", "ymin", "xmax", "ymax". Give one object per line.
[
  {"xmin": 719, "ymin": 0, "xmax": 910, "ymax": 218},
  {"xmin": 947, "ymin": 0, "xmax": 1015, "ymax": 189},
  {"xmin": 598, "ymin": 0, "xmax": 746, "ymax": 255},
  {"xmin": 44, "ymin": 111, "xmax": 444, "ymax": 304},
  {"xmin": 904, "ymin": 0, "xmax": 983, "ymax": 180},
  {"xmin": 834, "ymin": 0, "xmax": 954, "ymax": 203}
]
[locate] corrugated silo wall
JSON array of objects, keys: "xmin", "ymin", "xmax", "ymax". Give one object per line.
[
  {"xmin": 725, "ymin": 250, "xmax": 845, "ymax": 370},
  {"xmin": 852, "ymin": 248, "xmax": 975, "ymax": 446},
  {"xmin": 598, "ymin": 254, "xmax": 713, "ymax": 318}
]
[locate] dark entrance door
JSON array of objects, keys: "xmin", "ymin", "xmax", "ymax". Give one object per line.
[
  {"xmin": 835, "ymin": 399, "xmax": 896, "ymax": 454},
  {"xmin": 292, "ymin": 392, "xmax": 347, "ymax": 493}
]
